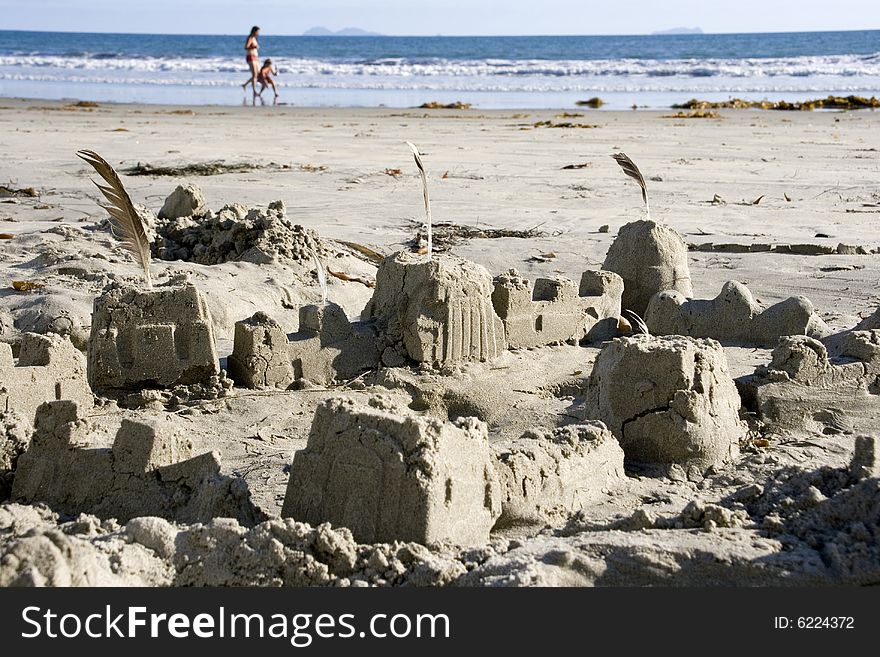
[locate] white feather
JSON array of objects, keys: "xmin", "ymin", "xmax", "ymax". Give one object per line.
[
  {"xmin": 311, "ymin": 250, "xmax": 328, "ymax": 304},
  {"xmin": 405, "ymin": 141, "xmax": 432, "ymax": 258}
]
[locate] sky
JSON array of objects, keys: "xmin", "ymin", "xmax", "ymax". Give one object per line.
[{"xmin": 0, "ymin": 0, "xmax": 877, "ymax": 36}]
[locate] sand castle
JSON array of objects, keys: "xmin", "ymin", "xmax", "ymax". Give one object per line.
[
  {"xmin": 12, "ymin": 401, "xmax": 262, "ymax": 525},
  {"xmin": 364, "ymin": 252, "xmax": 507, "ymax": 367},
  {"xmin": 282, "ymin": 396, "xmax": 627, "ymax": 543},
  {"xmin": 587, "ymin": 335, "xmax": 743, "ymax": 471},
  {"xmin": 282, "ymin": 396, "xmax": 503, "ymax": 545},
  {"xmin": 227, "ymin": 311, "xmax": 295, "ymax": 389},
  {"xmin": 88, "ymin": 284, "xmax": 220, "ymax": 393},
  {"xmin": 232, "ymin": 256, "xmax": 624, "ymax": 387}
]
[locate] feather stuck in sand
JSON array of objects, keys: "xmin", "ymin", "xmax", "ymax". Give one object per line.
[
  {"xmin": 311, "ymin": 250, "xmax": 328, "ymax": 304},
  {"xmin": 611, "ymin": 152, "xmax": 651, "ymax": 221},
  {"xmin": 405, "ymin": 141, "xmax": 432, "ymax": 259},
  {"xmin": 619, "ymin": 309, "xmax": 650, "ymax": 336},
  {"xmin": 77, "ymin": 149, "xmax": 153, "ymax": 288}
]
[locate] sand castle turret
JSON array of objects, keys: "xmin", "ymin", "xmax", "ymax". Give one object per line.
[{"xmin": 603, "ymin": 220, "xmax": 693, "ymax": 315}]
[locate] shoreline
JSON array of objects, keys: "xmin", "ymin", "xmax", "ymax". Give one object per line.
[{"xmin": 3, "ymin": 93, "xmax": 880, "ymax": 113}]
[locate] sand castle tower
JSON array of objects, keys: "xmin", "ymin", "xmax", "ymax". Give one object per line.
[
  {"xmin": 603, "ymin": 220, "xmax": 693, "ymax": 315},
  {"xmin": 363, "ymin": 252, "xmax": 507, "ymax": 367}
]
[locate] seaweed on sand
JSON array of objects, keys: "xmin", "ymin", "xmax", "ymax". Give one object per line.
[
  {"xmin": 662, "ymin": 110, "xmax": 721, "ymax": 119},
  {"xmin": 533, "ymin": 120, "xmax": 599, "ymax": 129},
  {"xmin": 575, "ymin": 97, "xmax": 605, "ymax": 108},
  {"xmin": 419, "ymin": 101, "xmax": 473, "ymax": 110},
  {"xmin": 123, "ymin": 162, "xmax": 288, "ymax": 177},
  {"xmin": 672, "ymin": 95, "xmax": 880, "ymax": 111},
  {"xmin": 406, "ymin": 220, "xmax": 550, "ymax": 253}
]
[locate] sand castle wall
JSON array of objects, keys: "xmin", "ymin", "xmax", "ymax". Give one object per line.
[
  {"xmin": 645, "ymin": 281, "xmax": 830, "ymax": 347},
  {"xmin": 492, "ymin": 423, "xmax": 626, "ymax": 527},
  {"xmin": 739, "ymin": 332, "xmax": 880, "ymax": 435},
  {"xmin": 491, "ymin": 269, "xmax": 623, "ymax": 348},
  {"xmin": 0, "ymin": 333, "xmax": 93, "ymax": 421},
  {"xmin": 11, "ymin": 400, "xmax": 263, "ymax": 525},
  {"xmin": 288, "ymin": 304, "xmax": 381, "ymax": 386}
]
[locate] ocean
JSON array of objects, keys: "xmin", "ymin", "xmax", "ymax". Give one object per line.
[{"xmin": 0, "ymin": 29, "xmax": 879, "ymax": 108}]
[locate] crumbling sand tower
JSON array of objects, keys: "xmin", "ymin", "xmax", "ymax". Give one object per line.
[
  {"xmin": 363, "ymin": 252, "xmax": 506, "ymax": 367},
  {"xmin": 587, "ymin": 335, "xmax": 743, "ymax": 471},
  {"xmin": 88, "ymin": 284, "xmax": 219, "ymax": 393},
  {"xmin": 227, "ymin": 312, "xmax": 294, "ymax": 389},
  {"xmin": 603, "ymin": 220, "xmax": 693, "ymax": 315}
]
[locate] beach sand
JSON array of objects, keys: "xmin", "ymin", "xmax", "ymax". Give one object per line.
[
  {"xmin": 3, "ymin": 99, "xmax": 878, "ymax": 319},
  {"xmin": 2, "ymin": 98, "xmax": 880, "ymax": 586}
]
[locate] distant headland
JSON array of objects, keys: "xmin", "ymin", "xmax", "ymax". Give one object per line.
[
  {"xmin": 303, "ymin": 27, "xmax": 383, "ymax": 37},
  {"xmin": 651, "ymin": 27, "xmax": 704, "ymax": 35}
]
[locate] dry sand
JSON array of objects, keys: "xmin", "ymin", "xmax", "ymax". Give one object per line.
[{"xmin": 1, "ymin": 98, "xmax": 879, "ymax": 586}]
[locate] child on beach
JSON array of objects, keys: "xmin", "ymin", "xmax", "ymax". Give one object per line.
[{"xmin": 256, "ymin": 58, "xmax": 279, "ymax": 98}]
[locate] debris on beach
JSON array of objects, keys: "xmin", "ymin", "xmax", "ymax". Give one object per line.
[
  {"xmin": 406, "ymin": 219, "xmax": 549, "ymax": 253},
  {"xmin": 123, "ymin": 161, "xmax": 286, "ymax": 177},
  {"xmin": 673, "ymin": 95, "xmax": 880, "ymax": 111},
  {"xmin": 419, "ymin": 101, "xmax": 473, "ymax": 110},
  {"xmin": 575, "ymin": 97, "xmax": 605, "ymax": 108},
  {"xmin": 11, "ymin": 280, "xmax": 45, "ymax": 292},
  {"xmin": 0, "ymin": 185, "xmax": 38, "ymax": 198},
  {"xmin": 687, "ymin": 241, "xmax": 876, "ymax": 255}
]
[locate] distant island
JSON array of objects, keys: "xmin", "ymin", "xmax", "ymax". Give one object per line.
[
  {"xmin": 303, "ymin": 26, "xmax": 383, "ymax": 37},
  {"xmin": 651, "ymin": 27, "xmax": 703, "ymax": 35}
]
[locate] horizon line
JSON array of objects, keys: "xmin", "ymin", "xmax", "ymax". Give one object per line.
[{"xmin": 1, "ymin": 26, "xmax": 878, "ymax": 38}]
